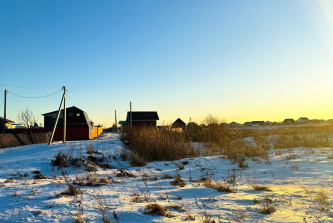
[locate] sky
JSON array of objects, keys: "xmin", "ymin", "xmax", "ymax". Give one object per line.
[{"xmin": 1, "ymin": 0, "xmax": 333, "ymax": 127}]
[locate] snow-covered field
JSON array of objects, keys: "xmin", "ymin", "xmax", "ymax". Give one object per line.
[{"xmin": 0, "ymin": 133, "xmax": 332, "ymax": 223}]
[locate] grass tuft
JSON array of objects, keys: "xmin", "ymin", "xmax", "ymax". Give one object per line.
[
  {"xmin": 144, "ymin": 203, "xmax": 172, "ymax": 217},
  {"xmin": 171, "ymin": 173, "xmax": 186, "ymax": 187}
]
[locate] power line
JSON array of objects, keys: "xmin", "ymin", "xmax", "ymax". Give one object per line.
[
  {"xmin": 117, "ymin": 106, "xmax": 130, "ymax": 114},
  {"xmin": 7, "ymin": 89, "xmax": 63, "ymax": 98},
  {"xmin": 0, "ymin": 83, "xmax": 59, "ymax": 90}
]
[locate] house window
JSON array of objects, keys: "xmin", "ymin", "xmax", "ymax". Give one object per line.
[
  {"xmin": 76, "ymin": 112, "xmax": 80, "ymax": 116},
  {"xmin": 69, "ymin": 112, "xmax": 73, "ymax": 117}
]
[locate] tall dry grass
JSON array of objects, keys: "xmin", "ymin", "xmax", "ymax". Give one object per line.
[
  {"xmin": 120, "ymin": 127, "xmax": 198, "ymax": 162},
  {"xmin": 120, "ymin": 116, "xmax": 333, "ymax": 165}
]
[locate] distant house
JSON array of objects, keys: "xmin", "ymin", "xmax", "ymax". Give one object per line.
[
  {"xmin": 118, "ymin": 121, "xmax": 129, "ymax": 132},
  {"xmin": 42, "ymin": 106, "xmax": 92, "ymax": 129},
  {"xmin": 0, "ymin": 116, "xmax": 15, "ymax": 132},
  {"xmin": 172, "ymin": 118, "xmax": 186, "ymax": 129},
  {"xmin": 251, "ymin": 121, "xmax": 265, "ymax": 127},
  {"xmin": 40, "ymin": 106, "xmax": 102, "ymax": 140},
  {"xmin": 243, "ymin": 122, "xmax": 252, "ymax": 127},
  {"xmin": 229, "ymin": 122, "xmax": 241, "ymax": 127},
  {"xmin": 119, "ymin": 111, "xmax": 159, "ymax": 131},
  {"xmin": 298, "ymin": 117, "xmax": 309, "ymax": 123},
  {"xmin": 284, "ymin": 119, "xmax": 294, "ymax": 125},
  {"xmin": 187, "ymin": 122, "xmax": 198, "ymax": 128}
]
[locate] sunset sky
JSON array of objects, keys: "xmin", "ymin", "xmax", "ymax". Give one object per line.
[{"xmin": 1, "ymin": 0, "xmax": 333, "ymax": 127}]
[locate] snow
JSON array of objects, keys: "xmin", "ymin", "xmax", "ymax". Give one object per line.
[{"xmin": 0, "ymin": 133, "xmax": 332, "ymax": 222}]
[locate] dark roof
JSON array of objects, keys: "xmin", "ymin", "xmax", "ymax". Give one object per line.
[
  {"xmin": 0, "ymin": 116, "xmax": 15, "ymax": 123},
  {"xmin": 42, "ymin": 106, "xmax": 83, "ymax": 116},
  {"xmin": 251, "ymin": 121, "xmax": 265, "ymax": 124},
  {"xmin": 126, "ymin": 111, "xmax": 159, "ymax": 121},
  {"xmin": 172, "ymin": 118, "xmax": 186, "ymax": 127}
]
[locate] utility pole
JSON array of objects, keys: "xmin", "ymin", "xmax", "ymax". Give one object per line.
[
  {"xmin": 130, "ymin": 101, "xmax": 132, "ymax": 128},
  {"xmin": 49, "ymin": 86, "xmax": 66, "ymax": 145},
  {"xmin": 3, "ymin": 90, "xmax": 7, "ymax": 133},
  {"xmin": 115, "ymin": 110, "xmax": 118, "ymax": 132},
  {"xmin": 63, "ymin": 86, "xmax": 66, "ymax": 143}
]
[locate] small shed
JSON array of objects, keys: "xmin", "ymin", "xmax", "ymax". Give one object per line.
[{"xmin": 172, "ymin": 118, "xmax": 186, "ymax": 129}]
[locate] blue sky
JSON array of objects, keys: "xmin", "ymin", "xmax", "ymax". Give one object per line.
[{"xmin": 1, "ymin": 0, "xmax": 333, "ymax": 127}]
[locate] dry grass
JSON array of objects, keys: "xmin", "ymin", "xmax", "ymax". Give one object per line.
[
  {"xmin": 258, "ymin": 194, "xmax": 275, "ymax": 214},
  {"xmin": 144, "ymin": 203, "xmax": 172, "ymax": 217},
  {"xmin": 120, "ymin": 127, "xmax": 198, "ymax": 162},
  {"xmin": 203, "ymin": 179, "xmax": 213, "ymax": 187},
  {"xmin": 74, "ymin": 174, "xmax": 110, "ymax": 187},
  {"xmin": 130, "ymin": 153, "xmax": 147, "ymax": 167},
  {"xmin": 60, "ymin": 183, "xmax": 82, "ymax": 196},
  {"xmin": 12, "ymin": 191, "xmax": 20, "ymax": 197},
  {"xmin": 171, "ymin": 173, "xmax": 186, "ymax": 187},
  {"xmin": 214, "ymin": 181, "xmax": 236, "ymax": 193},
  {"xmin": 86, "ymin": 144, "xmax": 100, "ymax": 155},
  {"xmin": 5, "ymin": 178, "xmax": 14, "ymax": 183},
  {"xmin": 251, "ymin": 184, "xmax": 271, "ymax": 192},
  {"xmin": 131, "ymin": 193, "xmax": 146, "ymax": 203},
  {"xmin": 93, "ymin": 191, "xmax": 113, "ymax": 223},
  {"xmin": 259, "ymin": 203, "xmax": 276, "ymax": 214},
  {"xmin": 203, "ymin": 179, "xmax": 236, "ymax": 193},
  {"xmin": 183, "ymin": 214, "xmax": 196, "ymax": 221},
  {"xmin": 238, "ymin": 158, "xmax": 248, "ymax": 169},
  {"xmin": 315, "ymin": 188, "xmax": 330, "ymax": 209},
  {"xmin": 74, "ymin": 217, "xmax": 86, "ymax": 223}
]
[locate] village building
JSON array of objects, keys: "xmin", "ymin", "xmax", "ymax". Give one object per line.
[
  {"xmin": 42, "ymin": 106, "xmax": 92, "ymax": 129},
  {"xmin": 171, "ymin": 118, "xmax": 186, "ymax": 130},
  {"xmin": 251, "ymin": 121, "xmax": 265, "ymax": 126},
  {"xmin": 119, "ymin": 111, "xmax": 159, "ymax": 131},
  {"xmin": 298, "ymin": 117, "xmax": 309, "ymax": 123},
  {"xmin": 36, "ymin": 106, "xmax": 102, "ymax": 140},
  {"xmin": 284, "ymin": 119, "xmax": 294, "ymax": 125},
  {"xmin": 243, "ymin": 121, "xmax": 252, "ymax": 127},
  {"xmin": 0, "ymin": 116, "xmax": 15, "ymax": 133},
  {"xmin": 229, "ymin": 122, "xmax": 242, "ymax": 127}
]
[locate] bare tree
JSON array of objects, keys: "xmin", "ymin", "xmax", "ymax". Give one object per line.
[{"xmin": 17, "ymin": 108, "xmax": 38, "ymax": 128}]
